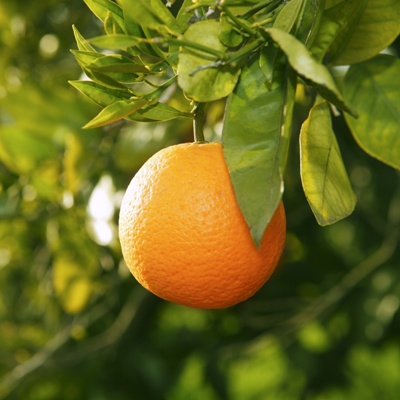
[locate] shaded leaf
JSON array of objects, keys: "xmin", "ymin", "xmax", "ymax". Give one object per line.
[
  {"xmin": 219, "ymin": 14, "xmax": 244, "ymax": 47},
  {"xmin": 300, "ymin": 98, "xmax": 356, "ymax": 225},
  {"xmin": 222, "ymin": 51, "xmax": 290, "ymax": 246},
  {"xmin": 178, "ymin": 20, "xmax": 240, "ymax": 102},
  {"xmin": 329, "ymin": 0, "xmax": 400, "ymax": 65},
  {"xmin": 344, "ymin": 55, "xmax": 400, "ymax": 170},
  {"xmin": 293, "ymin": 0, "xmax": 325, "ymax": 47},
  {"xmin": 83, "ymin": 99, "xmax": 148, "ymax": 129},
  {"xmin": 264, "ymin": 27, "xmax": 355, "ymax": 115}
]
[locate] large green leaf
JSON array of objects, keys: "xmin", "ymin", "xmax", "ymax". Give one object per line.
[
  {"xmin": 222, "ymin": 50, "xmax": 291, "ymax": 246},
  {"xmin": 311, "ymin": 0, "xmax": 400, "ymax": 65},
  {"xmin": 343, "ymin": 55, "xmax": 400, "ymax": 170},
  {"xmin": 300, "ymin": 98, "xmax": 356, "ymax": 225},
  {"xmin": 178, "ymin": 20, "xmax": 240, "ymax": 102},
  {"xmin": 264, "ymin": 27, "xmax": 354, "ymax": 115},
  {"xmin": 329, "ymin": 0, "xmax": 400, "ymax": 65}
]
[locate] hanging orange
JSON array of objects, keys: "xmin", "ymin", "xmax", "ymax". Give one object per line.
[{"xmin": 119, "ymin": 142, "xmax": 286, "ymax": 309}]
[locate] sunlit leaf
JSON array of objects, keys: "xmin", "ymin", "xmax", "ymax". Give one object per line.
[
  {"xmin": 69, "ymin": 80, "xmax": 131, "ymax": 107},
  {"xmin": 300, "ymin": 98, "xmax": 356, "ymax": 225},
  {"xmin": 264, "ymin": 27, "xmax": 355, "ymax": 115},
  {"xmin": 104, "ymin": 12, "xmax": 125, "ymax": 35},
  {"xmin": 222, "ymin": 50, "xmax": 291, "ymax": 246},
  {"xmin": 176, "ymin": 0, "xmax": 196, "ymax": 26},
  {"xmin": 344, "ymin": 55, "xmax": 400, "ymax": 170},
  {"xmin": 83, "ymin": 98, "xmax": 148, "ymax": 129},
  {"xmin": 273, "ymin": 0, "xmax": 304, "ymax": 33},
  {"xmin": 72, "ymin": 25, "xmax": 97, "ymax": 52},
  {"xmin": 119, "ymin": 0, "xmax": 183, "ymax": 35},
  {"xmin": 89, "ymin": 34, "xmax": 141, "ymax": 49},
  {"xmin": 178, "ymin": 20, "xmax": 240, "ymax": 102},
  {"xmin": 84, "ymin": 0, "xmax": 126, "ymax": 32}
]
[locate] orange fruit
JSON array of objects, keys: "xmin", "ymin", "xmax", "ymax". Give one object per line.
[{"xmin": 119, "ymin": 142, "xmax": 286, "ymax": 309}]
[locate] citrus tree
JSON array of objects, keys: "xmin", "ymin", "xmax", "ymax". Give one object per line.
[
  {"xmin": 1, "ymin": 0, "xmax": 400, "ymax": 399},
  {"xmin": 71, "ymin": 0, "xmax": 400, "ymax": 244}
]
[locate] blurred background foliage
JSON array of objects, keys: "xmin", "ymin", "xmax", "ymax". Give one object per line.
[{"xmin": 0, "ymin": 1, "xmax": 399, "ymax": 399}]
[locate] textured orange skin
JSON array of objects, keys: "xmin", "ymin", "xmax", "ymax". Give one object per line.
[{"xmin": 119, "ymin": 142, "xmax": 286, "ymax": 309}]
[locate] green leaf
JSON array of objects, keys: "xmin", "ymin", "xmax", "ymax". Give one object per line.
[
  {"xmin": 176, "ymin": 0, "xmax": 196, "ymax": 26},
  {"xmin": 300, "ymin": 98, "xmax": 356, "ymax": 225},
  {"xmin": 69, "ymin": 80, "xmax": 132, "ymax": 107},
  {"xmin": 273, "ymin": 0, "xmax": 304, "ymax": 33},
  {"xmin": 329, "ymin": 0, "xmax": 400, "ymax": 65},
  {"xmin": 293, "ymin": 0, "xmax": 326, "ymax": 47},
  {"xmin": 104, "ymin": 12, "xmax": 125, "ymax": 35},
  {"xmin": 72, "ymin": 25, "xmax": 96, "ymax": 52},
  {"xmin": 343, "ymin": 55, "xmax": 400, "ymax": 170},
  {"xmin": 71, "ymin": 50, "xmax": 130, "ymax": 90},
  {"xmin": 119, "ymin": 0, "xmax": 183, "ymax": 35},
  {"xmin": 177, "ymin": 20, "xmax": 240, "ymax": 102},
  {"xmin": 83, "ymin": 98, "xmax": 148, "ymax": 129},
  {"xmin": 84, "ymin": 53, "xmax": 148, "ymax": 74},
  {"xmin": 84, "ymin": 0, "xmax": 126, "ymax": 32},
  {"xmin": 264, "ymin": 27, "xmax": 355, "ymax": 115},
  {"xmin": 128, "ymin": 103, "xmax": 190, "ymax": 122},
  {"xmin": 219, "ymin": 14, "xmax": 244, "ymax": 47},
  {"xmin": 89, "ymin": 34, "xmax": 140, "ymax": 49},
  {"xmin": 222, "ymin": 51, "xmax": 291, "ymax": 246}
]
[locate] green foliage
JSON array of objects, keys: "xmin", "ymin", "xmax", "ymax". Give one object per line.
[
  {"xmin": 1, "ymin": 1, "xmax": 400, "ymax": 399},
  {"xmin": 68, "ymin": 0, "xmax": 400, "ymax": 246},
  {"xmin": 300, "ymin": 98, "xmax": 356, "ymax": 225},
  {"xmin": 344, "ymin": 55, "xmax": 400, "ymax": 170}
]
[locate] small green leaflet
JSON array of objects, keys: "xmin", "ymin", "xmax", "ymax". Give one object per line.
[
  {"xmin": 300, "ymin": 98, "xmax": 356, "ymax": 225},
  {"xmin": 344, "ymin": 55, "xmax": 400, "ymax": 171}
]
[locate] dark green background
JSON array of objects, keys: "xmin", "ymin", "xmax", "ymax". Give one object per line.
[{"xmin": 0, "ymin": 1, "xmax": 399, "ymax": 399}]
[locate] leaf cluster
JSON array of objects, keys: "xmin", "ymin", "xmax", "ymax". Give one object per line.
[{"xmin": 71, "ymin": 0, "xmax": 400, "ymax": 245}]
